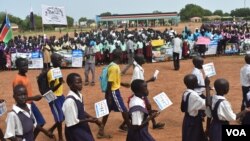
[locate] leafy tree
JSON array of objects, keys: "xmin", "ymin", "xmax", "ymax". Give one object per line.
[
  {"xmin": 213, "ymin": 10, "xmax": 223, "ymax": 16},
  {"xmin": 153, "ymin": 10, "xmax": 162, "ymax": 14},
  {"xmin": 78, "ymin": 17, "xmax": 87, "ymax": 23},
  {"xmin": 203, "ymin": 9, "xmax": 212, "ymax": 16},
  {"xmin": 179, "ymin": 4, "xmax": 204, "ymax": 21},
  {"xmin": 231, "ymin": 8, "xmax": 250, "ymax": 17},
  {"xmin": 223, "ymin": 12, "xmax": 230, "ymax": 16},
  {"xmin": 67, "ymin": 16, "xmax": 74, "ymax": 27},
  {"xmin": 87, "ymin": 19, "xmax": 95, "ymax": 25},
  {"xmin": 100, "ymin": 12, "xmax": 112, "ymax": 16}
]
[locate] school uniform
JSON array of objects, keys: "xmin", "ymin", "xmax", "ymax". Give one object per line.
[
  {"xmin": 192, "ymin": 68, "xmax": 205, "ymax": 96},
  {"xmin": 181, "ymin": 89, "xmax": 207, "ymax": 141},
  {"xmin": 242, "ymin": 92, "xmax": 250, "ymax": 124},
  {"xmin": 240, "ymin": 64, "xmax": 250, "ymax": 110},
  {"xmin": 206, "ymin": 95, "xmax": 236, "ymax": 141},
  {"xmin": 62, "ymin": 90, "xmax": 94, "ymax": 141},
  {"xmin": 5, "ymin": 104, "xmax": 36, "ymax": 141},
  {"xmin": 126, "ymin": 95, "xmax": 155, "ymax": 141},
  {"xmin": 131, "ymin": 61, "xmax": 144, "ymax": 82}
]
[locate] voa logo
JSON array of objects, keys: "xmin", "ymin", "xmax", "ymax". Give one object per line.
[{"xmin": 226, "ymin": 129, "xmax": 246, "ymax": 136}]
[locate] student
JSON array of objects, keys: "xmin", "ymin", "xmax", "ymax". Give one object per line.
[
  {"xmin": 0, "ymin": 99, "xmax": 6, "ymax": 141},
  {"xmin": 84, "ymin": 40, "xmax": 96, "ymax": 86},
  {"xmin": 62, "ymin": 73, "xmax": 102, "ymax": 141},
  {"xmin": 47, "ymin": 53, "xmax": 65, "ymax": 141},
  {"xmin": 172, "ymin": 34, "xmax": 183, "ymax": 71},
  {"xmin": 97, "ymin": 49, "xmax": 130, "ymax": 138},
  {"xmin": 131, "ymin": 54, "xmax": 165, "ymax": 129},
  {"xmin": 4, "ymin": 84, "xmax": 53, "ymax": 141},
  {"xmin": 240, "ymin": 54, "xmax": 250, "ymax": 111},
  {"xmin": 207, "ymin": 79, "xmax": 250, "ymax": 141},
  {"xmin": 12, "ymin": 58, "xmax": 47, "ymax": 140},
  {"xmin": 242, "ymin": 90, "xmax": 250, "ymax": 124},
  {"xmin": 127, "ymin": 79, "xmax": 159, "ymax": 141},
  {"xmin": 181, "ymin": 74, "xmax": 207, "ymax": 141}
]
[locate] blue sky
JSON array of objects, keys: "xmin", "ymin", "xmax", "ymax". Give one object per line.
[{"xmin": 0, "ymin": 0, "xmax": 248, "ymax": 21}]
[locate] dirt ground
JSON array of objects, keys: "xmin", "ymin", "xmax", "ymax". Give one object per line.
[{"xmin": 0, "ymin": 55, "xmax": 245, "ymax": 141}]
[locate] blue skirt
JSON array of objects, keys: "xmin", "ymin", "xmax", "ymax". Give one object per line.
[
  {"xmin": 126, "ymin": 124, "xmax": 155, "ymax": 141},
  {"xmin": 65, "ymin": 122, "xmax": 94, "ymax": 141}
]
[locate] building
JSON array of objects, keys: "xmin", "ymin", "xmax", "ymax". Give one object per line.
[
  {"xmin": 190, "ymin": 17, "xmax": 202, "ymax": 22},
  {"xmin": 96, "ymin": 12, "xmax": 180, "ymax": 28}
]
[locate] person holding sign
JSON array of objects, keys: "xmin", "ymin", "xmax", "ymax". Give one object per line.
[
  {"xmin": 181, "ymin": 74, "xmax": 207, "ymax": 141},
  {"xmin": 62, "ymin": 73, "xmax": 102, "ymax": 141},
  {"xmin": 206, "ymin": 78, "xmax": 250, "ymax": 141},
  {"xmin": 84, "ymin": 40, "xmax": 96, "ymax": 86},
  {"xmin": 131, "ymin": 54, "xmax": 165, "ymax": 129},
  {"xmin": 12, "ymin": 58, "xmax": 48, "ymax": 140},
  {"xmin": 127, "ymin": 79, "xmax": 159, "ymax": 141},
  {"xmin": 47, "ymin": 53, "xmax": 65, "ymax": 141},
  {"xmin": 4, "ymin": 84, "xmax": 54, "ymax": 141}
]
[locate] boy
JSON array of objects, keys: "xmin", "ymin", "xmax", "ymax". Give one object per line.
[
  {"xmin": 47, "ymin": 53, "xmax": 65, "ymax": 141},
  {"xmin": 192, "ymin": 56, "xmax": 205, "ymax": 97},
  {"xmin": 12, "ymin": 58, "xmax": 47, "ymax": 139},
  {"xmin": 4, "ymin": 84, "xmax": 53, "ymax": 141},
  {"xmin": 127, "ymin": 79, "xmax": 159, "ymax": 141},
  {"xmin": 131, "ymin": 54, "xmax": 165, "ymax": 129},
  {"xmin": 62, "ymin": 73, "xmax": 102, "ymax": 141},
  {"xmin": 207, "ymin": 78, "xmax": 250, "ymax": 141},
  {"xmin": 240, "ymin": 54, "xmax": 250, "ymax": 111},
  {"xmin": 97, "ymin": 49, "xmax": 130, "ymax": 138},
  {"xmin": 84, "ymin": 41, "xmax": 96, "ymax": 86},
  {"xmin": 181, "ymin": 74, "xmax": 207, "ymax": 141}
]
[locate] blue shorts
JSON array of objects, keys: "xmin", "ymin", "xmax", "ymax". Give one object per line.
[
  {"xmin": 106, "ymin": 89, "xmax": 127, "ymax": 112},
  {"xmin": 49, "ymin": 95, "xmax": 65, "ymax": 122},
  {"xmin": 31, "ymin": 102, "xmax": 45, "ymax": 126}
]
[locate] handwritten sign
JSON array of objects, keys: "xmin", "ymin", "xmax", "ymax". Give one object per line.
[
  {"xmin": 95, "ymin": 99, "xmax": 109, "ymax": 118},
  {"xmin": 153, "ymin": 70, "xmax": 159, "ymax": 79},
  {"xmin": 0, "ymin": 101, "xmax": 7, "ymax": 116},
  {"xmin": 202, "ymin": 62, "xmax": 216, "ymax": 77},
  {"xmin": 51, "ymin": 68, "xmax": 62, "ymax": 80},
  {"xmin": 43, "ymin": 90, "xmax": 57, "ymax": 103},
  {"xmin": 153, "ymin": 92, "xmax": 173, "ymax": 111}
]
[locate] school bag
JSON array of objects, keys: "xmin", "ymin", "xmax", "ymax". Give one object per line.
[
  {"xmin": 99, "ymin": 62, "xmax": 114, "ymax": 93},
  {"xmin": 37, "ymin": 69, "xmax": 50, "ymax": 95}
]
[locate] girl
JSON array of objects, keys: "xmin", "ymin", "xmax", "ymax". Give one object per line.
[
  {"xmin": 4, "ymin": 84, "xmax": 53, "ymax": 141},
  {"xmin": 127, "ymin": 79, "xmax": 159, "ymax": 141},
  {"xmin": 62, "ymin": 73, "xmax": 102, "ymax": 141}
]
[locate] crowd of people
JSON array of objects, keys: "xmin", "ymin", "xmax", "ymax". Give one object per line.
[{"xmin": 1, "ymin": 22, "xmax": 250, "ymax": 141}]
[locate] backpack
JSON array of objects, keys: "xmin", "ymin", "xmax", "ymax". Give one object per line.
[
  {"xmin": 99, "ymin": 62, "xmax": 114, "ymax": 93},
  {"xmin": 37, "ymin": 70, "xmax": 50, "ymax": 95}
]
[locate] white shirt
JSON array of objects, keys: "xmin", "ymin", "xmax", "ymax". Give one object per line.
[
  {"xmin": 62, "ymin": 90, "xmax": 83, "ymax": 127},
  {"xmin": 129, "ymin": 95, "xmax": 146, "ymax": 126},
  {"xmin": 240, "ymin": 64, "xmax": 250, "ymax": 86},
  {"xmin": 182, "ymin": 89, "xmax": 206, "ymax": 116},
  {"xmin": 206, "ymin": 95, "xmax": 236, "ymax": 121},
  {"xmin": 192, "ymin": 68, "xmax": 205, "ymax": 95},
  {"xmin": 172, "ymin": 37, "xmax": 183, "ymax": 53},
  {"xmin": 131, "ymin": 61, "xmax": 144, "ymax": 82},
  {"xmin": 5, "ymin": 104, "xmax": 37, "ymax": 139}
]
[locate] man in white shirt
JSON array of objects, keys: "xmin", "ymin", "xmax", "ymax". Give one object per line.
[
  {"xmin": 172, "ymin": 34, "xmax": 183, "ymax": 70},
  {"xmin": 240, "ymin": 54, "xmax": 250, "ymax": 110}
]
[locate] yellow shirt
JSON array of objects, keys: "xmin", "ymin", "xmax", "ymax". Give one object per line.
[
  {"xmin": 108, "ymin": 63, "xmax": 121, "ymax": 91},
  {"xmin": 47, "ymin": 68, "xmax": 63, "ymax": 96}
]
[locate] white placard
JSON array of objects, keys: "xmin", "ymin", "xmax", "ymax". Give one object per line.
[
  {"xmin": 153, "ymin": 70, "xmax": 159, "ymax": 79},
  {"xmin": 41, "ymin": 5, "xmax": 67, "ymax": 25},
  {"xmin": 43, "ymin": 90, "xmax": 57, "ymax": 103},
  {"xmin": 153, "ymin": 92, "xmax": 173, "ymax": 111},
  {"xmin": 51, "ymin": 68, "xmax": 62, "ymax": 80},
  {"xmin": 95, "ymin": 99, "xmax": 109, "ymax": 118},
  {"xmin": 0, "ymin": 101, "xmax": 7, "ymax": 116},
  {"xmin": 72, "ymin": 57, "xmax": 83, "ymax": 67},
  {"xmin": 202, "ymin": 62, "xmax": 216, "ymax": 77}
]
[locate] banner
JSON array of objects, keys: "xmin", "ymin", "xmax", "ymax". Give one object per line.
[
  {"xmin": 11, "ymin": 52, "xmax": 43, "ymax": 69},
  {"xmin": 41, "ymin": 5, "xmax": 67, "ymax": 25},
  {"xmin": 72, "ymin": 50, "xmax": 83, "ymax": 67}
]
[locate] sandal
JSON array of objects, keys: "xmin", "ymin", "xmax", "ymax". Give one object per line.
[
  {"xmin": 96, "ymin": 133, "xmax": 112, "ymax": 139},
  {"xmin": 153, "ymin": 122, "xmax": 165, "ymax": 129}
]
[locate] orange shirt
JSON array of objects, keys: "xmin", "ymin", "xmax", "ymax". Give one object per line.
[{"xmin": 13, "ymin": 74, "xmax": 33, "ymax": 103}]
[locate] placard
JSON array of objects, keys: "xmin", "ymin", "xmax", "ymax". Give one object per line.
[
  {"xmin": 51, "ymin": 68, "xmax": 62, "ymax": 80},
  {"xmin": 0, "ymin": 101, "xmax": 7, "ymax": 116},
  {"xmin": 43, "ymin": 90, "xmax": 57, "ymax": 103},
  {"xmin": 202, "ymin": 62, "xmax": 216, "ymax": 77},
  {"xmin": 95, "ymin": 99, "xmax": 109, "ymax": 118},
  {"xmin": 153, "ymin": 92, "xmax": 173, "ymax": 111}
]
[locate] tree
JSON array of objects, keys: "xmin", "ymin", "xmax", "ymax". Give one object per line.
[
  {"xmin": 87, "ymin": 19, "xmax": 95, "ymax": 25},
  {"xmin": 67, "ymin": 16, "xmax": 74, "ymax": 27},
  {"xmin": 231, "ymin": 8, "xmax": 250, "ymax": 17},
  {"xmin": 153, "ymin": 10, "xmax": 162, "ymax": 14},
  {"xmin": 78, "ymin": 17, "xmax": 87, "ymax": 23},
  {"xmin": 223, "ymin": 12, "xmax": 230, "ymax": 16},
  {"xmin": 203, "ymin": 9, "xmax": 212, "ymax": 16},
  {"xmin": 179, "ymin": 4, "xmax": 204, "ymax": 21},
  {"xmin": 213, "ymin": 10, "xmax": 223, "ymax": 16},
  {"xmin": 100, "ymin": 12, "xmax": 112, "ymax": 16}
]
